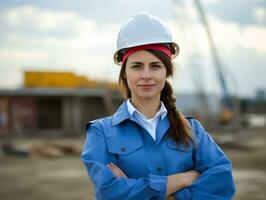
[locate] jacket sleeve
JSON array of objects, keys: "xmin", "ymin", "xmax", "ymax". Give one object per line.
[
  {"xmin": 173, "ymin": 119, "xmax": 236, "ymax": 200},
  {"xmin": 81, "ymin": 121, "xmax": 167, "ymax": 200}
]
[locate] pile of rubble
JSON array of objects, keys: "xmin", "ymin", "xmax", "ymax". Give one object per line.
[{"xmin": 1, "ymin": 140, "xmax": 82, "ymax": 158}]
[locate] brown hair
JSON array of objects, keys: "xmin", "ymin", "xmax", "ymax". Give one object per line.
[{"xmin": 118, "ymin": 49, "xmax": 194, "ymax": 146}]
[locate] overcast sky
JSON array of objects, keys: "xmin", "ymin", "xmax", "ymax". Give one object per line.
[{"xmin": 0, "ymin": 0, "xmax": 265, "ymax": 98}]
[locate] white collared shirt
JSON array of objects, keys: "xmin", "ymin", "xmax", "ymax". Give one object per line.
[{"xmin": 126, "ymin": 99, "xmax": 167, "ymax": 141}]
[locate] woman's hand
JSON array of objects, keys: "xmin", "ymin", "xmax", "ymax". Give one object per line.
[
  {"xmin": 166, "ymin": 170, "xmax": 200, "ymax": 197},
  {"xmin": 166, "ymin": 195, "xmax": 175, "ymax": 200},
  {"xmin": 107, "ymin": 163, "xmax": 127, "ymax": 178},
  {"xmin": 182, "ymin": 170, "xmax": 200, "ymax": 187}
]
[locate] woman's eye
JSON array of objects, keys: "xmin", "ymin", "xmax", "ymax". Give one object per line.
[
  {"xmin": 131, "ymin": 65, "xmax": 142, "ymax": 69},
  {"xmin": 151, "ymin": 65, "xmax": 162, "ymax": 69}
]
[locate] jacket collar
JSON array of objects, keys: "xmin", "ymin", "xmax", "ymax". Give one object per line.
[
  {"xmin": 156, "ymin": 115, "xmax": 170, "ymax": 144},
  {"xmin": 112, "ymin": 101, "xmax": 150, "ymax": 130},
  {"xmin": 112, "ymin": 101, "xmax": 170, "ymax": 143},
  {"xmin": 112, "ymin": 101, "xmax": 131, "ymax": 126},
  {"xmin": 126, "ymin": 99, "xmax": 168, "ymax": 120}
]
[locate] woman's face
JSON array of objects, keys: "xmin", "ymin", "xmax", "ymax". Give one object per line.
[{"xmin": 125, "ymin": 50, "xmax": 167, "ymax": 101}]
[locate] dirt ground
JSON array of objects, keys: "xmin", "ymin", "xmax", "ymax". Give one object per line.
[{"xmin": 0, "ymin": 128, "xmax": 266, "ymax": 200}]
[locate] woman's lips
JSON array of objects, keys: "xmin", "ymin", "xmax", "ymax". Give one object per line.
[{"xmin": 138, "ymin": 84, "xmax": 155, "ymax": 90}]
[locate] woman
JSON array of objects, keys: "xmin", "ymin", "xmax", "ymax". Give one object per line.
[{"xmin": 81, "ymin": 12, "xmax": 235, "ymax": 200}]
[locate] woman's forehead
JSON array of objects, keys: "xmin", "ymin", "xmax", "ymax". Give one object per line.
[{"xmin": 127, "ymin": 50, "xmax": 161, "ymax": 63}]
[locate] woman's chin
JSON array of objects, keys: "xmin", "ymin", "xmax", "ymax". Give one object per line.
[{"xmin": 136, "ymin": 92, "xmax": 159, "ymax": 99}]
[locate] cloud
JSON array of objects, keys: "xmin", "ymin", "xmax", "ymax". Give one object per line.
[
  {"xmin": 166, "ymin": 10, "xmax": 266, "ymax": 97},
  {"xmin": 167, "ymin": 14, "xmax": 266, "ymax": 61},
  {"xmin": 4, "ymin": 5, "xmax": 98, "ymax": 33},
  {"xmin": 0, "ymin": 0, "xmax": 174, "ymax": 24},
  {"xmin": 254, "ymin": 7, "xmax": 266, "ymax": 25},
  {"xmin": 208, "ymin": 16, "xmax": 266, "ymax": 54},
  {"xmin": 0, "ymin": 3, "xmax": 265, "ymax": 97},
  {"xmin": 171, "ymin": 1, "xmax": 266, "ymax": 55},
  {"xmin": 222, "ymin": 47, "xmax": 266, "ymax": 97},
  {"xmin": 2, "ymin": 6, "xmax": 118, "ymax": 55},
  {"xmin": 205, "ymin": 0, "xmax": 266, "ymax": 26},
  {"xmin": 0, "ymin": 5, "xmax": 120, "ymax": 88}
]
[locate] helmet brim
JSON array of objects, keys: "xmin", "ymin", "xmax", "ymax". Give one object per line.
[{"xmin": 113, "ymin": 42, "xmax": 180, "ymax": 66}]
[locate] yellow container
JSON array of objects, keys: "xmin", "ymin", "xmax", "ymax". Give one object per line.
[{"xmin": 24, "ymin": 71, "xmax": 77, "ymax": 88}]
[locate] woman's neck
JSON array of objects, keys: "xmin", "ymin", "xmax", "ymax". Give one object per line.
[{"xmin": 130, "ymin": 96, "xmax": 161, "ymax": 119}]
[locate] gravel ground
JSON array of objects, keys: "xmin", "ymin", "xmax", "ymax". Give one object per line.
[{"xmin": 0, "ymin": 128, "xmax": 265, "ymax": 200}]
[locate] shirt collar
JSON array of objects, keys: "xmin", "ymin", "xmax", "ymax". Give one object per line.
[{"xmin": 126, "ymin": 99, "xmax": 167, "ymax": 120}]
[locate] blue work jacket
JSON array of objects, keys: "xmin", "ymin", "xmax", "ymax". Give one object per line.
[{"xmin": 81, "ymin": 101, "xmax": 235, "ymax": 200}]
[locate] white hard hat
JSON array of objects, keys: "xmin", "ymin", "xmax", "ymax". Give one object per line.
[{"xmin": 114, "ymin": 12, "xmax": 179, "ymax": 65}]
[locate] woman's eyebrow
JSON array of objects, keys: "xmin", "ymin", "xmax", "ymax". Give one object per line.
[
  {"xmin": 130, "ymin": 61, "xmax": 163, "ymax": 65},
  {"xmin": 150, "ymin": 61, "xmax": 163, "ymax": 64},
  {"xmin": 130, "ymin": 62, "xmax": 143, "ymax": 65}
]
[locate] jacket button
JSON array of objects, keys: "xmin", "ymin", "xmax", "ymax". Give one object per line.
[
  {"xmin": 121, "ymin": 147, "xmax": 126, "ymax": 152},
  {"xmin": 156, "ymin": 167, "xmax": 162, "ymax": 172}
]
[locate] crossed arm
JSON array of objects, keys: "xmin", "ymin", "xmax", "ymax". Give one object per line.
[{"xmin": 107, "ymin": 162, "xmax": 200, "ymax": 199}]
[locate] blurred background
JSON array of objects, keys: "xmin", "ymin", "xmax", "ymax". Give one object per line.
[{"xmin": 0, "ymin": 0, "xmax": 265, "ymax": 199}]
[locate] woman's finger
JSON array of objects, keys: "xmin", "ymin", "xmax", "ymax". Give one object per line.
[
  {"xmin": 107, "ymin": 163, "xmax": 127, "ymax": 178},
  {"xmin": 166, "ymin": 195, "xmax": 175, "ymax": 200}
]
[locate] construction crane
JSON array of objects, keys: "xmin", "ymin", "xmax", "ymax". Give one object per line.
[
  {"xmin": 192, "ymin": 0, "xmax": 235, "ymax": 124},
  {"xmin": 170, "ymin": 0, "xmax": 212, "ymax": 124},
  {"xmin": 171, "ymin": 0, "xmax": 238, "ymax": 125}
]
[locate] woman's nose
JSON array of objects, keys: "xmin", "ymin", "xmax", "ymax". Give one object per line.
[{"xmin": 141, "ymin": 67, "xmax": 152, "ymax": 79}]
